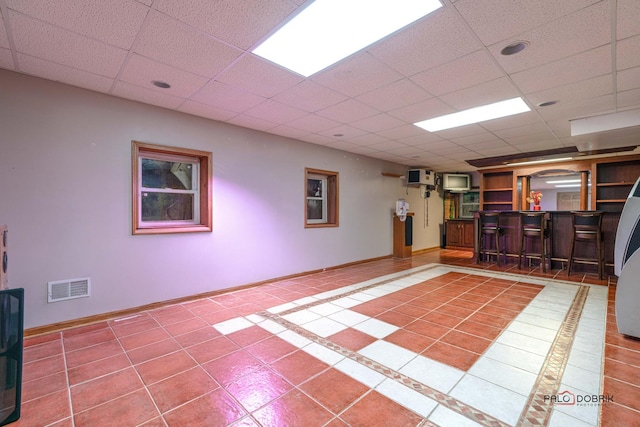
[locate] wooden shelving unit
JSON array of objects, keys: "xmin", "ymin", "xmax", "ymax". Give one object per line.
[
  {"xmin": 595, "ymin": 160, "xmax": 640, "ymax": 213},
  {"xmin": 481, "ymin": 172, "xmax": 513, "ymax": 211}
]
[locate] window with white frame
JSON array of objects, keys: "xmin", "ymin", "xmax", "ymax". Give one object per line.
[
  {"xmin": 305, "ymin": 168, "xmax": 338, "ymax": 228},
  {"xmin": 132, "ymin": 141, "xmax": 212, "ymax": 235}
]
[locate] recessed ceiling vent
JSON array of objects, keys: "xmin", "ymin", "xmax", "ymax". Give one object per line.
[{"xmin": 48, "ymin": 277, "xmax": 91, "ymax": 303}]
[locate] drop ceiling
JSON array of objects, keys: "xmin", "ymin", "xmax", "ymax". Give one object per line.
[{"xmin": 1, "ymin": 0, "xmax": 639, "ymax": 172}]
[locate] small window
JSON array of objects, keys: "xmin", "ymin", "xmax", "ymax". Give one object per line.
[
  {"xmin": 305, "ymin": 168, "xmax": 338, "ymax": 228},
  {"xmin": 132, "ymin": 141, "xmax": 212, "ymax": 234}
]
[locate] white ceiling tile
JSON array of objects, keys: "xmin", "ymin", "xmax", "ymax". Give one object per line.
[
  {"xmin": 369, "ymin": 140, "xmax": 413, "ymax": 152},
  {"xmin": 463, "ymin": 140, "xmax": 512, "ymax": 150},
  {"xmin": 177, "ymin": 100, "xmax": 237, "ymax": 122},
  {"xmin": 351, "ymin": 114, "xmax": 405, "ymax": 133},
  {"xmin": 480, "ymin": 111, "xmax": 543, "ymax": 132},
  {"xmin": 111, "ymin": 80, "xmax": 186, "ymax": 109},
  {"xmin": 17, "ymin": 53, "xmax": 113, "ymax": 93},
  {"xmin": 301, "ymin": 133, "xmax": 338, "ymax": 146},
  {"xmin": 190, "ymin": 80, "xmax": 265, "ymax": 113},
  {"xmin": 346, "ymin": 133, "xmax": 391, "ymax": 147},
  {"xmin": 311, "ymin": 52, "xmax": 403, "ymax": 97},
  {"xmin": 526, "ymin": 75, "xmax": 612, "ymax": 106},
  {"xmin": 489, "ymin": 1, "xmax": 610, "ymax": 74},
  {"xmin": 450, "ymin": 133, "xmax": 502, "ymax": 146},
  {"xmin": 9, "ymin": 11, "xmax": 127, "ymax": 78},
  {"xmin": 537, "ymin": 94, "xmax": 615, "ymax": 121},
  {"xmin": 389, "ymin": 97, "xmax": 453, "ymax": 123},
  {"xmin": 377, "ymin": 125, "xmax": 427, "ymax": 140},
  {"xmin": 617, "ymin": 0, "xmax": 640, "ymax": 40},
  {"xmin": 318, "ymin": 124, "xmax": 367, "ymax": 140},
  {"xmin": 266, "ymin": 125, "xmax": 311, "ymax": 140},
  {"xmin": 438, "ymin": 77, "xmax": 520, "ymax": 110},
  {"xmin": 511, "ymin": 45, "xmax": 611, "ymax": 94},
  {"xmin": 617, "ymin": 34, "xmax": 640, "ymax": 71},
  {"xmin": 355, "ymin": 78, "xmax": 432, "ymax": 111},
  {"xmin": 153, "ymin": 0, "xmax": 298, "ymax": 50},
  {"xmin": 285, "ymin": 114, "xmax": 342, "ymax": 134},
  {"xmin": 398, "ymin": 132, "xmax": 444, "ymax": 146},
  {"xmin": 227, "ymin": 113, "xmax": 279, "ymax": 132},
  {"xmin": 317, "ymin": 99, "xmax": 380, "ymax": 124},
  {"xmin": 617, "ymin": 88, "xmax": 640, "ymax": 110},
  {"xmin": 618, "ymin": 66, "xmax": 640, "ymax": 92},
  {"xmin": 244, "ymin": 99, "xmax": 308, "ymax": 124},
  {"xmin": 134, "ymin": 11, "xmax": 243, "ymax": 78},
  {"xmin": 119, "ymin": 54, "xmax": 209, "ymax": 98},
  {"xmin": 217, "ymin": 54, "xmax": 303, "ymax": 97},
  {"xmin": 0, "ymin": 9, "xmax": 9, "ymax": 48},
  {"xmin": 471, "ymin": 146, "xmax": 520, "ymax": 157},
  {"xmin": 5, "ymin": 0, "xmax": 148, "ymax": 49},
  {"xmin": 454, "ymin": 0, "xmax": 602, "ymax": 46},
  {"xmin": 369, "ymin": 7, "xmax": 481, "ymax": 76},
  {"xmin": 0, "ymin": 48, "xmax": 14, "ymax": 69},
  {"xmin": 411, "ymin": 50, "xmax": 503, "ymax": 97},
  {"xmin": 430, "ymin": 124, "xmax": 489, "ymax": 140},
  {"xmin": 272, "ymin": 80, "xmax": 348, "ymax": 113}
]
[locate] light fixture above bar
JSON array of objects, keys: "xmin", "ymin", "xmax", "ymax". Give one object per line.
[
  {"xmin": 506, "ymin": 157, "xmax": 573, "ymax": 167},
  {"xmin": 546, "ymin": 179, "xmax": 581, "ymax": 184},
  {"xmin": 414, "ymin": 97, "xmax": 531, "ymax": 132},
  {"xmin": 252, "ymin": 0, "xmax": 442, "ymax": 77}
]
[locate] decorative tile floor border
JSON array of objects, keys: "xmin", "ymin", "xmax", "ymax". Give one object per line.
[
  {"xmin": 517, "ymin": 285, "xmax": 590, "ymax": 426},
  {"xmin": 214, "ymin": 264, "xmax": 603, "ymax": 426}
]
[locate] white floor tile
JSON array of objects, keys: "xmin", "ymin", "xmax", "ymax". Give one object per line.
[
  {"xmin": 566, "ymin": 347, "xmax": 602, "ymax": 374},
  {"xmin": 308, "ymin": 302, "xmax": 343, "ymax": 316},
  {"xmin": 450, "ymin": 375, "xmax": 527, "ymax": 426},
  {"xmin": 428, "ymin": 404, "xmax": 484, "ymax": 427},
  {"xmin": 468, "ymin": 357, "xmax": 537, "ymax": 396},
  {"xmin": 334, "ymin": 357, "xmax": 386, "ymax": 388},
  {"xmin": 332, "ymin": 296, "xmax": 362, "ymax": 308},
  {"xmin": 302, "ymin": 342, "xmax": 344, "ymax": 366},
  {"xmin": 282, "ymin": 309, "xmax": 321, "ymax": 325},
  {"xmin": 349, "ymin": 292, "xmax": 378, "ymax": 303},
  {"xmin": 352, "ymin": 318, "xmax": 398, "ymax": 339},
  {"xmin": 258, "ymin": 319, "xmax": 287, "ymax": 335},
  {"xmin": 496, "ymin": 330, "xmax": 552, "ymax": 356},
  {"xmin": 328, "ymin": 309, "xmax": 370, "ymax": 327},
  {"xmin": 376, "ymin": 378, "xmax": 438, "ymax": 418},
  {"xmin": 551, "ymin": 383, "xmax": 601, "ymax": 426},
  {"xmin": 213, "ymin": 316, "xmax": 253, "ymax": 334},
  {"xmin": 358, "ymin": 340, "xmax": 417, "ymax": 370},
  {"xmin": 561, "ymin": 363, "xmax": 602, "ymax": 395},
  {"xmin": 399, "ymin": 355, "xmax": 464, "ymax": 393},
  {"xmin": 508, "ymin": 320, "xmax": 557, "ymax": 342},
  {"xmin": 483, "ymin": 342, "xmax": 545, "ymax": 374},
  {"xmin": 548, "ymin": 409, "xmax": 595, "ymax": 427},
  {"xmin": 267, "ymin": 302, "xmax": 298, "ymax": 314},
  {"xmin": 277, "ymin": 329, "xmax": 312, "ymax": 349},
  {"xmin": 302, "ymin": 317, "xmax": 348, "ymax": 338}
]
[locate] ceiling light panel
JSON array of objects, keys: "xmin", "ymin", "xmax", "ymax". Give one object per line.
[
  {"xmin": 414, "ymin": 97, "xmax": 531, "ymax": 132},
  {"xmin": 252, "ymin": 0, "xmax": 442, "ymax": 77}
]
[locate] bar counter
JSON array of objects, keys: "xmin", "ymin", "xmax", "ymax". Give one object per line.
[{"xmin": 473, "ymin": 210, "xmax": 620, "ymax": 275}]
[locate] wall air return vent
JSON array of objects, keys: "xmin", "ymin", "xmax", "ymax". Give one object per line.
[{"xmin": 48, "ymin": 277, "xmax": 91, "ymax": 303}]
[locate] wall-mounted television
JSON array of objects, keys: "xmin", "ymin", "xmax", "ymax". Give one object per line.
[{"xmin": 442, "ymin": 173, "xmax": 471, "ymax": 192}]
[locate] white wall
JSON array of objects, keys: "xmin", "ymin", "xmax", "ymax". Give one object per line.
[{"xmin": 0, "ymin": 70, "xmax": 443, "ymax": 328}]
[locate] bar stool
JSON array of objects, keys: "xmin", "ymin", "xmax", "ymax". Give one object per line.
[
  {"xmin": 477, "ymin": 211, "xmax": 506, "ymax": 266},
  {"xmin": 518, "ymin": 211, "xmax": 550, "ymax": 272},
  {"xmin": 567, "ymin": 211, "xmax": 605, "ymax": 280}
]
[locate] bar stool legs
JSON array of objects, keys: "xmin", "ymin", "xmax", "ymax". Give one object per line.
[
  {"xmin": 518, "ymin": 212, "xmax": 549, "ymax": 272},
  {"xmin": 478, "ymin": 212, "xmax": 505, "ymax": 266},
  {"xmin": 567, "ymin": 211, "xmax": 605, "ymax": 280}
]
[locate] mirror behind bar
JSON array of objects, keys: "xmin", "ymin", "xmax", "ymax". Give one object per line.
[{"xmin": 0, "ymin": 288, "xmax": 24, "ymax": 426}]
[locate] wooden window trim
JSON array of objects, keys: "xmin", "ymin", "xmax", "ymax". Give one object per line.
[
  {"xmin": 305, "ymin": 167, "xmax": 339, "ymax": 228},
  {"xmin": 132, "ymin": 141, "xmax": 212, "ymax": 235}
]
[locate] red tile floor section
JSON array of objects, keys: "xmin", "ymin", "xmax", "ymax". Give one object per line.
[{"xmin": 15, "ymin": 249, "xmax": 639, "ymax": 426}]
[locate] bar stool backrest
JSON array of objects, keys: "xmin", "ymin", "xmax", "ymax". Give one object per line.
[
  {"xmin": 521, "ymin": 212, "xmax": 544, "ymax": 232},
  {"xmin": 480, "ymin": 212, "xmax": 500, "ymax": 231},
  {"xmin": 571, "ymin": 211, "xmax": 603, "ymax": 238}
]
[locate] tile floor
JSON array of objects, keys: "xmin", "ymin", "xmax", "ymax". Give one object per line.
[{"xmin": 14, "ymin": 250, "xmax": 640, "ymax": 426}]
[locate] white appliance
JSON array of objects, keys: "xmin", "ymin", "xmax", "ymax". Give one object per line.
[{"xmin": 614, "ymin": 177, "xmax": 640, "ymax": 338}]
